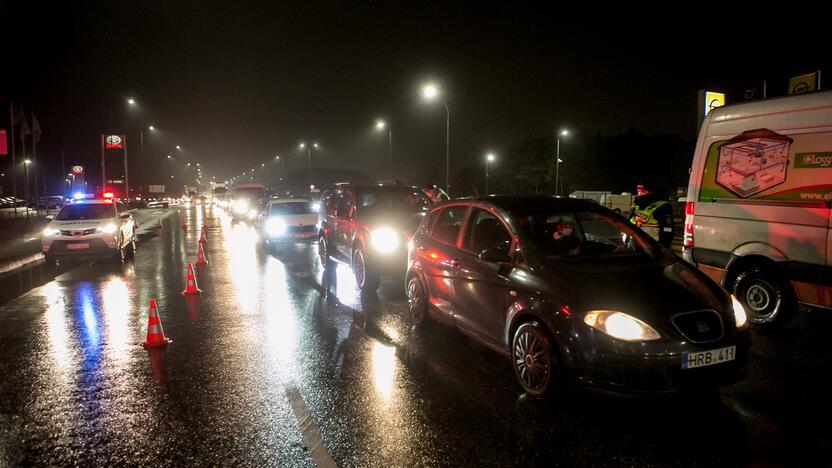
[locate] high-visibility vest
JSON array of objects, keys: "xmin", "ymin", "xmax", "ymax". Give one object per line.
[{"xmin": 630, "ymin": 200, "xmax": 669, "ymax": 241}]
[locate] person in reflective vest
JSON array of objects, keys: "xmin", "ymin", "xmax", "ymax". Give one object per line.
[{"xmin": 629, "ymin": 180, "xmax": 674, "ymax": 248}]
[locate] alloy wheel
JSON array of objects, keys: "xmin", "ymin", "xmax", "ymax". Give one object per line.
[{"xmin": 513, "ymin": 324, "xmax": 552, "ymax": 396}]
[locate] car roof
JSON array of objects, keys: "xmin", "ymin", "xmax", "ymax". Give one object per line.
[{"xmin": 452, "ymin": 195, "xmax": 605, "ymax": 212}]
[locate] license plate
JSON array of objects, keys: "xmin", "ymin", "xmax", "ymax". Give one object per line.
[
  {"xmin": 682, "ymin": 346, "xmax": 735, "ymax": 369},
  {"xmin": 66, "ymin": 243, "xmax": 90, "ymax": 250}
]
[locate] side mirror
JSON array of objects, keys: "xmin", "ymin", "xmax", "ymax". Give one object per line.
[
  {"xmin": 479, "ymin": 246, "xmax": 512, "ymax": 263},
  {"xmin": 45, "ymin": 215, "xmax": 54, "ymax": 220}
]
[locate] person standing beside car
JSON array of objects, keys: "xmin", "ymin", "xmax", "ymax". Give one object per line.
[{"xmin": 629, "ymin": 179, "xmax": 674, "ymax": 248}]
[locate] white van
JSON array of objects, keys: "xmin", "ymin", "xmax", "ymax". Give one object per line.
[{"xmin": 683, "ymin": 91, "xmax": 831, "ymax": 326}]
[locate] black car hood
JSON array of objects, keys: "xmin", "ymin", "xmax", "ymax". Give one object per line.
[{"xmin": 533, "ymin": 255, "xmax": 729, "ymax": 328}]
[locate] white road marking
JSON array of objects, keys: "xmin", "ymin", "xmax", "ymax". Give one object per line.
[{"xmin": 285, "ymin": 385, "xmax": 337, "ymax": 468}]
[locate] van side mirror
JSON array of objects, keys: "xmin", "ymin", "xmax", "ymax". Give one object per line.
[{"xmin": 479, "ymin": 246, "xmax": 512, "ymax": 263}]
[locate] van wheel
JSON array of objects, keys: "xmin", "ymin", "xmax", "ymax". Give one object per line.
[{"xmin": 733, "ymin": 267, "xmax": 796, "ymax": 326}]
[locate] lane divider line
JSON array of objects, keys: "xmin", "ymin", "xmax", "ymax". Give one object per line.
[{"xmin": 284, "ymin": 385, "xmax": 337, "ymax": 468}]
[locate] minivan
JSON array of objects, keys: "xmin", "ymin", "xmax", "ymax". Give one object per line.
[{"xmin": 683, "ymin": 91, "xmax": 831, "ymax": 326}]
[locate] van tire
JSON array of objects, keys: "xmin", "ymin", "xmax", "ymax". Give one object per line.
[{"xmin": 733, "ymin": 267, "xmax": 797, "ymax": 326}]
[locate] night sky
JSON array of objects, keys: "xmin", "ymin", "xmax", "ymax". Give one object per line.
[{"xmin": 1, "ymin": 1, "xmax": 829, "ymax": 189}]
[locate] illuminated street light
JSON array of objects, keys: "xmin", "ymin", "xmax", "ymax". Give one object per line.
[
  {"xmin": 127, "ymin": 98, "xmax": 136, "ymax": 105},
  {"xmin": 148, "ymin": 125, "xmax": 155, "ymax": 131},
  {"xmin": 299, "ymin": 141, "xmax": 320, "ymax": 192},
  {"xmin": 176, "ymin": 145, "xmax": 181, "ymax": 150},
  {"xmin": 485, "ymin": 153, "xmax": 496, "ymax": 194},
  {"xmin": 375, "ymin": 119, "xmax": 393, "ymax": 179},
  {"xmin": 555, "ymin": 129, "xmax": 569, "ymax": 197},
  {"xmin": 421, "ymin": 82, "xmax": 450, "ymax": 193}
]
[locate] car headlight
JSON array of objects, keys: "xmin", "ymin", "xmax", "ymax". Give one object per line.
[
  {"xmin": 371, "ymin": 227, "xmax": 399, "ymax": 253},
  {"xmin": 96, "ymin": 223, "xmax": 117, "ymax": 234},
  {"xmin": 583, "ymin": 310, "xmax": 661, "ymax": 342},
  {"xmin": 731, "ymin": 295, "xmax": 749, "ymax": 329},
  {"xmin": 311, "ymin": 202, "xmax": 321, "ymax": 212},
  {"xmin": 233, "ymin": 200, "xmax": 248, "ymax": 214},
  {"xmin": 248, "ymin": 209, "xmax": 258, "ymax": 219},
  {"xmin": 43, "ymin": 227, "xmax": 58, "ymax": 237},
  {"xmin": 266, "ymin": 218, "xmax": 287, "ymax": 236}
]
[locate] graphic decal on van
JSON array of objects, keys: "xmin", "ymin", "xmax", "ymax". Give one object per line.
[
  {"xmin": 715, "ymin": 129, "xmax": 791, "ymax": 198},
  {"xmin": 700, "ymin": 129, "xmax": 832, "ymax": 203}
]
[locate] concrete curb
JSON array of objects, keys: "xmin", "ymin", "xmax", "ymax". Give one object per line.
[{"xmin": 0, "ymin": 253, "xmax": 44, "ymax": 276}]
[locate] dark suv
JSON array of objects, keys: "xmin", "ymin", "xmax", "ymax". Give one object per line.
[{"xmin": 318, "ymin": 184, "xmax": 432, "ymax": 290}]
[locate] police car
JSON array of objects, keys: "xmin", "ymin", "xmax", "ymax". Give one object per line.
[{"xmin": 41, "ymin": 193, "xmax": 137, "ymax": 264}]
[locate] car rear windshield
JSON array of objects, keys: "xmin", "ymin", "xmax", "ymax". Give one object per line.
[
  {"xmin": 56, "ymin": 204, "xmax": 116, "ymax": 221},
  {"xmin": 357, "ymin": 188, "xmax": 430, "ymax": 214},
  {"xmin": 515, "ymin": 209, "xmax": 655, "ymax": 259},
  {"xmin": 270, "ymin": 202, "xmax": 316, "ymax": 215}
]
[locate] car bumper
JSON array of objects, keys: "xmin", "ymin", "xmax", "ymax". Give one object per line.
[
  {"xmin": 562, "ymin": 325, "xmax": 752, "ymax": 396},
  {"xmin": 43, "ymin": 237, "xmax": 118, "ymax": 257}
]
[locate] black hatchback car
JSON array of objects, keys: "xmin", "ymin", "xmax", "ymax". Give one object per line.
[
  {"xmin": 406, "ymin": 196, "xmax": 751, "ymax": 397},
  {"xmin": 318, "ymin": 184, "xmax": 432, "ymax": 290}
]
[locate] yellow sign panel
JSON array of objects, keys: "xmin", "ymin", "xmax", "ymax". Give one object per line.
[
  {"xmin": 704, "ymin": 91, "xmax": 725, "ymax": 116},
  {"xmin": 789, "ymin": 72, "xmax": 819, "ymax": 95}
]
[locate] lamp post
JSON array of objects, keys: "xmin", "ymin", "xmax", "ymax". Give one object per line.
[
  {"xmin": 422, "ymin": 83, "xmax": 450, "ymax": 194},
  {"xmin": 485, "ymin": 153, "xmax": 495, "ymax": 195},
  {"xmin": 375, "ymin": 120, "xmax": 393, "ymax": 179},
  {"xmin": 23, "ymin": 159, "xmax": 32, "ymax": 204},
  {"xmin": 299, "ymin": 142, "xmax": 319, "ymax": 192},
  {"xmin": 555, "ymin": 129, "xmax": 569, "ymax": 197}
]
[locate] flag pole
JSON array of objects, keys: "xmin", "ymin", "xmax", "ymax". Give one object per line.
[
  {"xmin": 20, "ymin": 117, "xmax": 28, "ymax": 218},
  {"xmin": 9, "ymin": 104, "xmax": 17, "ymax": 216}
]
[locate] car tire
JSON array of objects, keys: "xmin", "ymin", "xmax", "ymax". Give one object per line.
[
  {"xmin": 733, "ymin": 266, "xmax": 797, "ymax": 326},
  {"xmin": 512, "ymin": 321, "xmax": 557, "ymax": 398},
  {"xmin": 353, "ymin": 247, "xmax": 380, "ymax": 291},
  {"xmin": 407, "ymin": 276, "xmax": 433, "ymax": 331},
  {"xmin": 318, "ymin": 235, "xmax": 333, "ymax": 268}
]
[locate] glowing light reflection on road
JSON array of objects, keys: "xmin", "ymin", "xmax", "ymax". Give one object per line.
[
  {"xmin": 42, "ymin": 282, "xmax": 71, "ymax": 371},
  {"xmin": 262, "ymin": 257, "xmax": 297, "ymax": 374},
  {"xmin": 102, "ymin": 276, "xmax": 130, "ymax": 358},
  {"xmin": 372, "ymin": 341, "xmax": 397, "ymax": 400},
  {"xmin": 225, "ymin": 222, "xmax": 261, "ymax": 315}
]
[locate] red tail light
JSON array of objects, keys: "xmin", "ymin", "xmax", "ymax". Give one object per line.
[
  {"xmin": 103, "ymin": 192, "xmax": 114, "ymax": 199},
  {"xmin": 683, "ymin": 201, "xmax": 695, "ymax": 248}
]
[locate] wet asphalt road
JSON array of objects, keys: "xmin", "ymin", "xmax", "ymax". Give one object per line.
[{"xmin": 0, "ymin": 205, "xmax": 830, "ymax": 466}]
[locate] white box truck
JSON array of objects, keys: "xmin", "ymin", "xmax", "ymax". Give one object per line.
[{"xmin": 683, "ymin": 91, "xmax": 831, "ymax": 326}]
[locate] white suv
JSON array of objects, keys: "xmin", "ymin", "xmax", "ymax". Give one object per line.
[{"xmin": 42, "ymin": 198, "xmax": 137, "ymax": 264}]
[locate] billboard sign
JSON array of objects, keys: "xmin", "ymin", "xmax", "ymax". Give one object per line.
[
  {"xmin": 71, "ymin": 165, "xmax": 84, "ymax": 174},
  {"xmin": 104, "ymin": 135, "xmax": 125, "ymax": 149}
]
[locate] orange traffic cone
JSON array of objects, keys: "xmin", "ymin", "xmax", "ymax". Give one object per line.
[
  {"xmin": 182, "ymin": 263, "xmax": 202, "ymax": 295},
  {"xmin": 196, "ymin": 242, "xmax": 208, "ymax": 265},
  {"xmin": 199, "ymin": 227, "xmax": 208, "ymax": 244},
  {"xmin": 142, "ymin": 299, "xmax": 173, "ymax": 348}
]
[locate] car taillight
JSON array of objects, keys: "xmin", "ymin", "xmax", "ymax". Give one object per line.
[{"xmin": 683, "ymin": 201, "xmax": 695, "ymax": 248}]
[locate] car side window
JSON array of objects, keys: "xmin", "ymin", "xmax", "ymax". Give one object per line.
[
  {"xmin": 463, "ymin": 208, "xmax": 512, "ymax": 255},
  {"xmin": 430, "ymin": 206, "xmax": 468, "ymax": 246},
  {"xmin": 336, "ymin": 192, "xmax": 354, "ymax": 218}
]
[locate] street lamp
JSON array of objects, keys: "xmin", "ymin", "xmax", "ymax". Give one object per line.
[
  {"xmin": 23, "ymin": 159, "xmax": 32, "ymax": 202},
  {"xmin": 422, "ymin": 82, "xmax": 450, "ymax": 194},
  {"xmin": 485, "ymin": 153, "xmax": 496, "ymax": 195},
  {"xmin": 555, "ymin": 129, "xmax": 569, "ymax": 197},
  {"xmin": 375, "ymin": 120, "xmax": 393, "ymax": 179},
  {"xmin": 299, "ymin": 142, "xmax": 319, "ymax": 191},
  {"xmin": 127, "ymin": 98, "xmax": 136, "ymax": 105}
]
